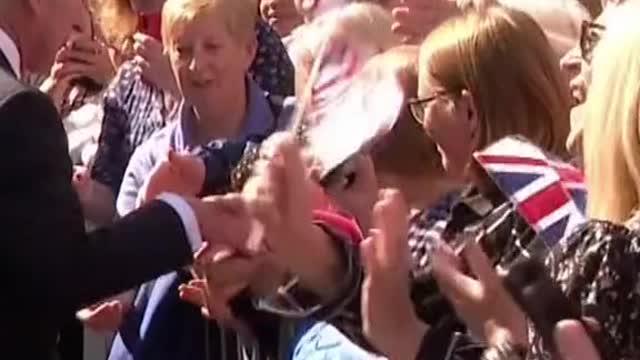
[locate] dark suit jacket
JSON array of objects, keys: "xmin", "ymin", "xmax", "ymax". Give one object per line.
[{"xmin": 0, "ymin": 52, "xmax": 194, "ymax": 358}]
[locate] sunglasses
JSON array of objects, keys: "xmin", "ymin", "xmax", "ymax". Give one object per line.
[
  {"xmin": 580, "ymin": 20, "xmax": 606, "ymax": 64},
  {"xmin": 407, "ymin": 91, "xmax": 451, "ymax": 127}
]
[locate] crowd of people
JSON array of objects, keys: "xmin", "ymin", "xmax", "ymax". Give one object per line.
[{"xmin": 0, "ymin": 0, "xmax": 638, "ymax": 359}]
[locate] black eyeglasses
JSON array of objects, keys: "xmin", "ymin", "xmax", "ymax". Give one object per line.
[
  {"xmin": 580, "ymin": 20, "xmax": 606, "ymax": 64},
  {"xmin": 407, "ymin": 92, "xmax": 449, "ymax": 126}
]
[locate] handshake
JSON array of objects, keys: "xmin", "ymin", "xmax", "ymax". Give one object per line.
[{"xmin": 78, "ymin": 133, "xmax": 322, "ymax": 331}]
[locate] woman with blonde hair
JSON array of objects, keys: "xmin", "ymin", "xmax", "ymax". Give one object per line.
[
  {"xmin": 95, "ymin": 0, "xmax": 144, "ymax": 56},
  {"xmin": 76, "ymin": 0, "xmax": 294, "ymax": 229},
  {"xmin": 582, "ymin": 6, "xmax": 640, "ymax": 224}
]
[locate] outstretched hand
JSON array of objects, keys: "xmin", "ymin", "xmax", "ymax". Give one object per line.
[
  {"xmin": 361, "ymin": 189, "xmax": 427, "ymax": 359},
  {"xmin": 140, "ymin": 150, "xmax": 205, "ymax": 205},
  {"xmin": 185, "ymin": 194, "xmax": 265, "ymax": 255}
]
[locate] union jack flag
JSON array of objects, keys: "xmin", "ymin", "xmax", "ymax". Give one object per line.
[{"xmin": 473, "ymin": 136, "xmax": 587, "ymax": 250}]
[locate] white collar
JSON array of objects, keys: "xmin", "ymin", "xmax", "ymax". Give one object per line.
[{"xmin": 0, "ymin": 27, "xmax": 21, "ymax": 78}]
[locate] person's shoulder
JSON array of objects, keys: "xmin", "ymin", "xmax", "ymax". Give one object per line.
[
  {"xmin": 566, "ymin": 219, "xmax": 640, "ymax": 249},
  {"xmin": 0, "ymin": 74, "xmax": 56, "ymax": 118},
  {"xmin": 131, "ymin": 121, "xmax": 176, "ymax": 164},
  {"xmin": 555, "ymin": 219, "xmax": 640, "ymax": 275},
  {"xmin": 255, "ymin": 19, "xmax": 280, "ymax": 43},
  {"xmin": 264, "ymin": 93, "xmax": 296, "ymax": 130},
  {"xmin": 0, "ymin": 69, "xmax": 39, "ymax": 102},
  {"xmin": 0, "ymin": 69, "xmax": 24, "ymax": 100},
  {"xmin": 139, "ymin": 122, "xmax": 173, "ymax": 148}
]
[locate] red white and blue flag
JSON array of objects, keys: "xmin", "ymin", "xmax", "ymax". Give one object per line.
[{"xmin": 474, "ymin": 136, "xmax": 587, "ymax": 249}]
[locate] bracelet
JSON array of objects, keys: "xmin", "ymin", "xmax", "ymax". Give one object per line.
[{"xmin": 481, "ymin": 341, "xmax": 527, "ymax": 360}]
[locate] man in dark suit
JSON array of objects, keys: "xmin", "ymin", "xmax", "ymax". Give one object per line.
[{"xmin": 0, "ymin": 1, "xmax": 249, "ymax": 358}]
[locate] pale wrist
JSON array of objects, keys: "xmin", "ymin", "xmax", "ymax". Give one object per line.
[
  {"xmin": 40, "ymin": 77, "xmax": 63, "ymax": 98},
  {"xmin": 39, "ymin": 77, "xmax": 66, "ymax": 111},
  {"xmin": 40, "ymin": 77, "xmax": 55, "ymax": 93}
]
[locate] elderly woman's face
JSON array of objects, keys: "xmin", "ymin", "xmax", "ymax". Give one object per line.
[{"xmin": 167, "ymin": 11, "xmax": 256, "ymax": 122}]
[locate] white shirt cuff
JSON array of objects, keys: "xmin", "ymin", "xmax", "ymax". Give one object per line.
[{"xmin": 156, "ymin": 193, "xmax": 203, "ymax": 253}]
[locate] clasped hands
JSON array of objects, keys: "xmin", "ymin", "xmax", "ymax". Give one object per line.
[
  {"xmin": 143, "ymin": 133, "xmax": 323, "ymax": 327},
  {"xmin": 77, "ymin": 133, "xmax": 316, "ymax": 331}
]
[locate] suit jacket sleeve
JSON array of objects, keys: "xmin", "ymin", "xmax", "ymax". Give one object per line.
[{"xmin": 0, "ymin": 87, "xmax": 193, "ymax": 322}]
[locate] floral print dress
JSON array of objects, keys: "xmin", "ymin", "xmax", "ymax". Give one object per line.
[{"xmin": 531, "ymin": 220, "xmax": 640, "ymax": 360}]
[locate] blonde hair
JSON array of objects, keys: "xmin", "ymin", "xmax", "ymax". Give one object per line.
[
  {"xmin": 162, "ymin": 0, "xmax": 257, "ymax": 48},
  {"xmin": 582, "ymin": 3, "xmax": 640, "ymax": 223},
  {"xmin": 419, "ymin": 5, "xmax": 571, "ymax": 156},
  {"xmin": 290, "ymin": 2, "xmax": 400, "ymax": 95},
  {"xmin": 95, "ymin": 0, "xmax": 138, "ymax": 50}
]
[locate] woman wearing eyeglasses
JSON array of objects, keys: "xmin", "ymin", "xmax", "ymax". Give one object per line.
[
  {"xmin": 398, "ymin": 3, "xmax": 640, "ymax": 359},
  {"xmin": 359, "ymin": 5, "xmax": 574, "ymax": 360}
]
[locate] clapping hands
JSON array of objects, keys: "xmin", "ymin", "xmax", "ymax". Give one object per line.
[
  {"xmin": 241, "ymin": 133, "xmax": 317, "ymax": 266},
  {"xmin": 360, "ymin": 189, "xmax": 428, "ymax": 359}
]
